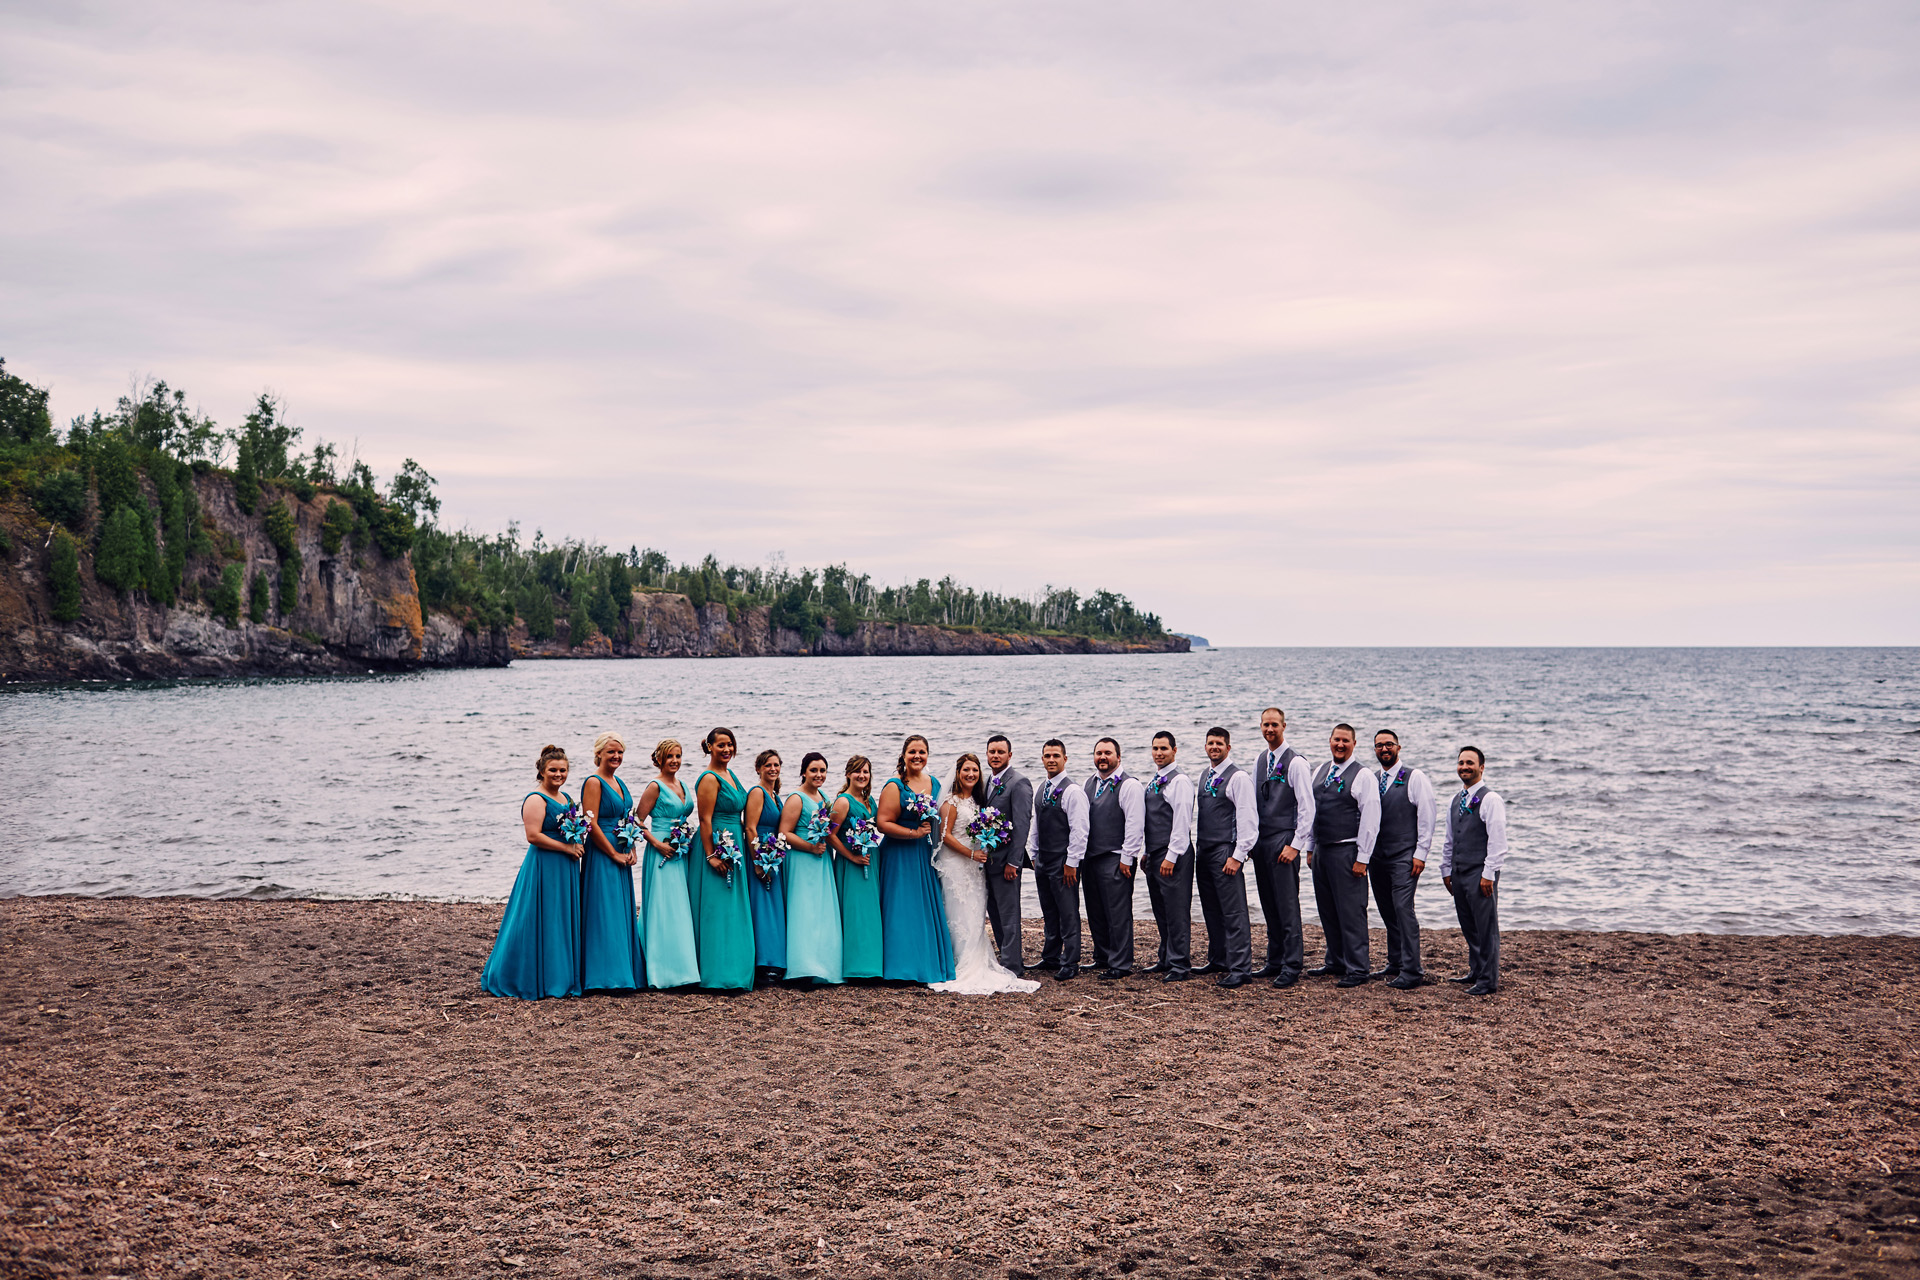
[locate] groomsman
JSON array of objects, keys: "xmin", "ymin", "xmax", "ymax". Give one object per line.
[
  {"xmin": 1082, "ymin": 738, "xmax": 1144, "ymax": 980},
  {"xmin": 1301, "ymin": 723, "xmax": 1379, "ymax": 988},
  {"xmin": 1144, "ymin": 732, "xmax": 1197, "ymax": 982},
  {"xmin": 1027, "ymin": 739, "xmax": 1089, "ymax": 981},
  {"xmin": 982, "ymin": 734, "xmax": 1033, "ymax": 974},
  {"xmin": 1370, "ymin": 729, "xmax": 1436, "ymax": 989},
  {"xmin": 1193, "ymin": 727, "xmax": 1258, "ymax": 988},
  {"xmin": 1251, "ymin": 708, "xmax": 1316, "ymax": 989},
  {"xmin": 1442, "ymin": 746, "xmax": 1508, "ymax": 996}
]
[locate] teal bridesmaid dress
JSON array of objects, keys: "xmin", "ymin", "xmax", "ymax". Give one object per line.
[
  {"xmin": 481, "ymin": 791, "xmax": 584, "ymax": 1000},
  {"xmin": 835, "ymin": 793, "xmax": 884, "ymax": 978},
  {"xmin": 640, "ymin": 780, "xmax": 702, "ymax": 989},
  {"xmin": 877, "ymin": 777, "xmax": 956, "ymax": 984},
  {"xmin": 746, "ymin": 784, "xmax": 788, "ymax": 973},
  {"xmin": 580, "ymin": 774, "xmax": 645, "ymax": 992},
  {"xmin": 693, "ymin": 769, "xmax": 757, "ymax": 991},
  {"xmin": 782, "ymin": 792, "xmax": 843, "ymax": 984}
]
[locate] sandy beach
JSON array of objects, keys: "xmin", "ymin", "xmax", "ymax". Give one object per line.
[{"xmin": 3, "ymin": 897, "xmax": 1915, "ymax": 1279}]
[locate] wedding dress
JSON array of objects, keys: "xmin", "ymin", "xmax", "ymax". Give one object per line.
[{"xmin": 930, "ymin": 795, "xmax": 1040, "ymax": 995}]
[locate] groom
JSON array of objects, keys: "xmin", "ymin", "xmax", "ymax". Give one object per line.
[{"xmin": 982, "ymin": 734, "xmax": 1033, "ymax": 974}]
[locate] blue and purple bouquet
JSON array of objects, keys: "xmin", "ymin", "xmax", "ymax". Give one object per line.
[
  {"xmin": 556, "ymin": 803, "xmax": 592, "ymax": 846},
  {"xmin": 843, "ymin": 814, "xmax": 881, "ymax": 879},
  {"xmin": 802, "ymin": 807, "xmax": 833, "ymax": 846},
  {"xmin": 711, "ymin": 830, "xmax": 743, "ymax": 885},
  {"xmin": 613, "ymin": 811, "xmax": 646, "ymax": 854},
  {"xmin": 965, "ymin": 807, "xmax": 1013, "ymax": 852},
  {"xmin": 665, "ymin": 816, "xmax": 698, "ymax": 858},
  {"xmin": 899, "ymin": 789, "xmax": 941, "ymax": 833},
  {"xmin": 752, "ymin": 833, "xmax": 786, "ymax": 878}
]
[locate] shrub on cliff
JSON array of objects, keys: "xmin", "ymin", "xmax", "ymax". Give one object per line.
[
  {"xmin": 248, "ymin": 569, "xmax": 270, "ymax": 623},
  {"xmin": 32, "ymin": 469, "xmax": 88, "ymax": 532},
  {"xmin": 321, "ymin": 499, "xmax": 353, "ymax": 554},
  {"xmin": 210, "ymin": 564, "xmax": 243, "ymax": 627},
  {"xmin": 265, "ymin": 498, "xmax": 302, "ymax": 608},
  {"xmin": 233, "ymin": 436, "xmax": 259, "ymax": 514},
  {"xmin": 49, "ymin": 531, "xmax": 81, "ymax": 622},
  {"xmin": 94, "ymin": 505, "xmax": 147, "ymax": 593}
]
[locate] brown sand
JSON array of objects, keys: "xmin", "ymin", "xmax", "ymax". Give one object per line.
[{"xmin": 3, "ymin": 897, "xmax": 1916, "ymax": 1279}]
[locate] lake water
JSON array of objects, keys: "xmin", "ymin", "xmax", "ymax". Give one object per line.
[{"xmin": 3, "ymin": 648, "xmax": 1915, "ymax": 935}]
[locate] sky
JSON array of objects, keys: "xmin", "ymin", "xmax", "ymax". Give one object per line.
[{"xmin": 4, "ymin": 2, "xmax": 1917, "ymax": 645}]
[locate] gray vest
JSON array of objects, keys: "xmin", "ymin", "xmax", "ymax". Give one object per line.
[
  {"xmin": 1195, "ymin": 762, "xmax": 1242, "ymax": 848},
  {"xmin": 1256, "ymin": 745, "xmax": 1300, "ymax": 844},
  {"xmin": 1449, "ymin": 786, "xmax": 1490, "ymax": 868},
  {"xmin": 1084, "ymin": 772, "xmax": 1128, "ymax": 855},
  {"xmin": 1034, "ymin": 774, "xmax": 1073, "ymax": 855},
  {"xmin": 1143, "ymin": 771, "xmax": 1177, "ymax": 854},
  {"xmin": 1376, "ymin": 766, "xmax": 1417, "ymax": 859},
  {"xmin": 1312, "ymin": 760, "xmax": 1364, "ymax": 846}
]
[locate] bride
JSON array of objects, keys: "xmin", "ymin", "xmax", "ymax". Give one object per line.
[{"xmin": 931, "ymin": 753, "xmax": 1040, "ymax": 995}]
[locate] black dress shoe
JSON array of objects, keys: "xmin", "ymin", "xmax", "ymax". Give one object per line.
[
  {"xmin": 1251, "ymin": 965, "xmax": 1284, "ymax": 979},
  {"xmin": 1446, "ymin": 974, "xmax": 1476, "ymax": 984},
  {"xmin": 1145, "ymin": 961, "xmax": 1173, "ymax": 974},
  {"xmin": 1054, "ymin": 966, "xmax": 1079, "ymax": 982},
  {"xmin": 1217, "ymin": 974, "xmax": 1247, "ymax": 989},
  {"xmin": 1306, "ymin": 966, "xmax": 1339, "ymax": 978},
  {"xmin": 1369, "ymin": 970, "xmax": 1399, "ymax": 982},
  {"xmin": 1097, "ymin": 969, "xmax": 1130, "ymax": 981},
  {"xmin": 1336, "ymin": 973, "xmax": 1368, "ymax": 988},
  {"xmin": 1466, "ymin": 981, "xmax": 1497, "ymax": 996},
  {"xmin": 1387, "ymin": 974, "xmax": 1425, "ymax": 990},
  {"xmin": 1192, "ymin": 963, "xmax": 1226, "ymax": 976},
  {"xmin": 1270, "ymin": 974, "xmax": 1299, "ymax": 990},
  {"xmin": 1161, "ymin": 969, "xmax": 1193, "ymax": 982}
]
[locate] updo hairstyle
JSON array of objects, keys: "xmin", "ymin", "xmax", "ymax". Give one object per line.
[
  {"xmin": 895, "ymin": 734, "xmax": 930, "ymax": 778},
  {"xmin": 841, "ymin": 755, "xmax": 873, "ymax": 802},
  {"xmin": 800, "ymin": 751, "xmax": 828, "ymax": 777},
  {"xmin": 701, "ymin": 727, "xmax": 736, "ymax": 755},
  {"xmin": 592, "ymin": 731, "xmax": 627, "ymax": 765},
  {"xmin": 534, "ymin": 744, "xmax": 568, "ymax": 780},
  {"xmin": 651, "ymin": 738, "xmax": 682, "ymax": 769}
]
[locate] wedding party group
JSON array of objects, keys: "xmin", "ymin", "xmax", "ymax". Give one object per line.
[{"xmin": 478, "ymin": 709, "xmax": 1510, "ymax": 1001}]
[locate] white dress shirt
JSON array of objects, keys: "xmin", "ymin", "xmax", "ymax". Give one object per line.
[
  {"xmin": 1381, "ymin": 765, "xmax": 1438, "ymax": 859},
  {"xmin": 1088, "ymin": 769, "xmax": 1147, "ymax": 866},
  {"xmin": 1300, "ymin": 759, "xmax": 1381, "ymax": 864},
  {"xmin": 1027, "ymin": 771, "xmax": 1090, "ymax": 867},
  {"xmin": 1148, "ymin": 766, "xmax": 1195, "ymax": 863},
  {"xmin": 1256, "ymin": 744, "xmax": 1318, "ymax": 844},
  {"xmin": 1199, "ymin": 758, "xmax": 1258, "ymax": 861},
  {"xmin": 1440, "ymin": 785, "xmax": 1509, "ymax": 880}
]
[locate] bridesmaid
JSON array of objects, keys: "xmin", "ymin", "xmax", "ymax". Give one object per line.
[
  {"xmin": 481, "ymin": 744, "xmax": 585, "ymax": 1000},
  {"xmin": 579, "ymin": 731, "xmax": 646, "ymax": 992},
  {"xmin": 692, "ymin": 727, "xmax": 756, "ymax": 991},
  {"xmin": 780, "ymin": 751, "xmax": 843, "ymax": 987},
  {"xmin": 875, "ymin": 734, "xmax": 956, "ymax": 984},
  {"xmin": 830, "ymin": 755, "xmax": 883, "ymax": 981},
  {"xmin": 742, "ymin": 749, "xmax": 789, "ymax": 984},
  {"xmin": 632, "ymin": 738, "xmax": 701, "ymax": 989}
]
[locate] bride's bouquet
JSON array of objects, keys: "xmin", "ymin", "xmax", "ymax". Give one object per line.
[
  {"xmin": 556, "ymin": 803, "xmax": 592, "ymax": 847},
  {"xmin": 752, "ymin": 832, "xmax": 786, "ymax": 879},
  {"xmin": 965, "ymin": 807, "xmax": 1013, "ymax": 853},
  {"xmin": 612, "ymin": 810, "xmax": 646, "ymax": 855},
  {"xmin": 664, "ymin": 815, "xmax": 698, "ymax": 859},
  {"xmin": 711, "ymin": 830, "xmax": 743, "ymax": 886}
]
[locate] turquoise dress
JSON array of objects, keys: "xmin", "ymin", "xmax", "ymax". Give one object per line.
[
  {"xmin": 640, "ymin": 779, "xmax": 701, "ymax": 989},
  {"xmin": 835, "ymin": 794, "xmax": 883, "ymax": 979},
  {"xmin": 877, "ymin": 777, "xmax": 956, "ymax": 984},
  {"xmin": 692, "ymin": 768, "xmax": 756, "ymax": 991},
  {"xmin": 782, "ymin": 792, "xmax": 843, "ymax": 984},
  {"xmin": 580, "ymin": 774, "xmax": 645, "ymax": 992},
  {"xmin": 481, "ymin": 791, "xmax": 584, "ymax": 1000},
  {"xmin": 746, "ymin": 784, "xmax": 788, "ymax": 972}
]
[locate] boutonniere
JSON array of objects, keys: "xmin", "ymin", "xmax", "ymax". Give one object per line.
[
  {"xmin": 989, "ymin": 776, "xmax": 1006, "ymax": 800},
  {"xmin": 1202, "ymin": 772, "xmax": 1224, "ymax": 798}
]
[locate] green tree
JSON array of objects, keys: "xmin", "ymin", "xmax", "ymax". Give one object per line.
[
  {"xmin": 33, "ymin": 470, "xmax": 89, "ymax": 532},
  {"xmin": 233, "ymin": 436, "xmax": 259, "ymax": 514},
  {"xmin": 211, "ymin": 564, "xmax": 243, "ymax": 627},
  {"xmin": 387, "ymin": 458, "xmax": 440, "ymax": 527},
  {"xmin": 0, "ymin": 358, "xmax": 54, "ymax": 445},
  {"xmin": 234, "ymin": 394, "xmax": 298, "ymax": 479},
  {"xmin": 248, "ymin": 569, "xmax": 270, "ymax": 623},
  {"xmin": 49, "ymin": 530, "xmax": 81, "ymax": 622},
  {"xmin": 264, "ymin": 497, "xmax": 302, "ymax": 606},
  {"xmin": 95, "ymin": 505, "xmax": 148, "ymax": 592},
  {"xmin": 567, "ymin": 595, "xmax": 593, "ymax": 647},
  {"xmin": 321, "ymin": 499, "xmax": 353, "ymax": 554},
  {"xmin": 140, "ymin": 498, "xmax": 171, "ymax": 606},
  {"xmin": 95, "ymin": 434, "xmax": 141, "ymax": 518},
  {"xmin": 522, "ymin": 587, "xmax": 555, "ymax": 641}
]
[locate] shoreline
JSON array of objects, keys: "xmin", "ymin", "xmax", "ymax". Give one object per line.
[{"xmin": 4, "ymin": 897, "xmax": 1916, "ymax": 1278}]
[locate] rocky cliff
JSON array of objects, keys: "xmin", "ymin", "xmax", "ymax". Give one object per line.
[
  {"xmin": 0, "ymin": 474, "xmax": 509, "ymax": 682},
  {"xmin": 510, "ymin": 591, "xmax": 1190, "ymax": 659}
]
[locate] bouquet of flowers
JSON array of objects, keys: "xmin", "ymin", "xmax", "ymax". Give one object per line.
[
  {"xmin": 711, "ymin": 830, "xmax": 743, "ymax": 886},
  {"xmin": 966, "ymin": 806, "xmax": 1013, "ymax": 853},
  {"xmin": 843, "ymin": 815, "xmax": 881, "ymax": 879},
  {"xmin": 664, "ymin": 816, "xmax": 698, "ymax": 858},
  {"xmin": 801, "ymin": 806, "xmax": 833, "ymax": 846},
  {"xmin": 612, "ymin": 810, "xmax": 646, "ymax": 854},
  {"xmin": 556, "ymin": 803, "xmax": 592, "ymax": 846},
  {"xmin": 752, "ymin": 832, "xmax": 786, "ymax": 879},
  {"xmin": 898, "ymin": 789, "xmax": 941, "ymax": 834}
]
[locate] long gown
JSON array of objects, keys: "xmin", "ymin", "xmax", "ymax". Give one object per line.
[
  {"xmin": 782, "ymin": 792, "xmax": 843, "ymax": 984},
  {"xmin": 931, "ymin": 795, "xmax": 1039, "ymax": 995},
  {"xmin": 835, "ymin": 793, "xmax": 884, "ymax": 979},
  {"xmin": 481, "ymin": 791, "xmax": 583, "ymax": 1000},
  {"xmin": 580, "ymin": 774, "xmax": 646, "ymax": 992},
  {"xmin": 640, "ymin": 778, "xmax": 702, "ymax": 989},
  {"xmin": 692, "ymin": 768, "xmax": 756, "ymax": 991},
  {"xmin": 746, "ymin": 784, "xmax": 788, "ymax": 972},
  {"xmin": 877, "ymin": 776, "xmax": 956, "ymax": 984}
]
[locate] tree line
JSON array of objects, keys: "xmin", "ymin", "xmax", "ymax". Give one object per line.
[{"xmin": 1, "ymin": 360, "xmax": 1168, "ymax": 644}]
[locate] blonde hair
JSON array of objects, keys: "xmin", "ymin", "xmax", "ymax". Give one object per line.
[
  {"xmin": 535, "ymin": 744, "xmax": 568, "ymax": 780},
  {"xmin": 593, "ymin": 731, "xmax": 627, "ymax": 764},
  {"xmin": 652, "ymin": 738, "xmax": 682, "ymax": 769}
]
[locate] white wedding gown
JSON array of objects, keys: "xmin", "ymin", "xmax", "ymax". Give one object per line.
[{"xmin": 931, "ymin": 796, "xmax": 1040, "ymax": 995}]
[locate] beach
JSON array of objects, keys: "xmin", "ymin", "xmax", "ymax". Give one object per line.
[{"xmin": 3, "ymin": 897, "xmax": 1915, "ymax": 1279}]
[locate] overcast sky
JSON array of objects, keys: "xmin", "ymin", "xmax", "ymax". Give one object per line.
[{"xmin": 5, "ymin": 2, "xmax": 1917, "ymax": 645}]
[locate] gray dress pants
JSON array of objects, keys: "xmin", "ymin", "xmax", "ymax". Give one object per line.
[
  {"xmin": 1367, "ymin": 851, "xmax": 1424, "ymax": 977},
  {"xmin": 1033, "ymin": 848, "xmax": 1082, "ymax": 970},
  {"xmin": 1081, "ymin": 851, "xmax": 1135, "ymax": 973},
  {"xmin": 1249, "ymin": 838, "xmax": 1304, "ymax": 978},
  {"xmin": 984, "ymin": 860, "xmax": 1025, "ymax": 971},
  {"xmin": 1145, "ymin": 848, "xmax": 1193, "ymax": 973},
  {"xmin": 1449, "ymin": 862, "xmax": 1499, "ymax": 988},
  {"xmin": 1194, "ymin": 842, "xmax": 1252, "ymax": 979},
  {"xmin": 1311, "ymin": 841, "xmax": 1371, "ymax": 976}
]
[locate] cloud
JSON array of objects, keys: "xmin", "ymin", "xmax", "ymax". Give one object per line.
[{"xmin": 2, "ymin": 0, "xmax": 1916, "ymax": 643}]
